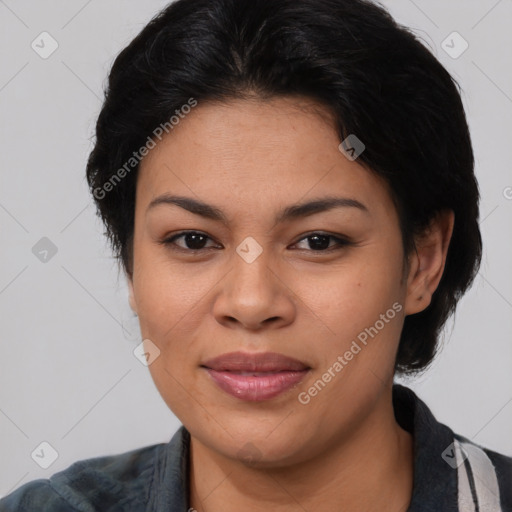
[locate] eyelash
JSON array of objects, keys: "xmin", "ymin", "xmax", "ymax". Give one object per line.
[{"xmin": 159, "ymin": 231, "xmax": 353, "ymax": 254}]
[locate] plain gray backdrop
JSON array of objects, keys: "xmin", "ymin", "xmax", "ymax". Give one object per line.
[{"xmin": 1, "ymin": 0, "xmax": 511, "ymax": 497}]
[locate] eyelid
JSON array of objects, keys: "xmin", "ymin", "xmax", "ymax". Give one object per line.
[
  {"xmin": 291, "ymin": 231, "xmax": 352, "ymax": 251},
  {"xmin": 159, "ymin": 231, "xmax": 220, "ymax": 251},
  {"xmin": 160, "ymin": 230, "xmax": 352, "ymax": 253}
]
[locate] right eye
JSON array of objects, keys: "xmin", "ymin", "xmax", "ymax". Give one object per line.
[{"xmin": 159, "ymin": 231, "xmax": 221, "ymax": 252}]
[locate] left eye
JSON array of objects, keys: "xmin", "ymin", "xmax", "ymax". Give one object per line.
[
  {"xmin": 160, "ymin": 231, "xmax": 351, "ymax": 252},
  {"xmin": 293, "ymin": 233, "xmax": 351, "ymax": 251}
]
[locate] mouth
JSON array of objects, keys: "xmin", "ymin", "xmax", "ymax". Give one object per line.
[{"xmin": 201, "ymin": 351, "xmax": 311, "ymax": 401}]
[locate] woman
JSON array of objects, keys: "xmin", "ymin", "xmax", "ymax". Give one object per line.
[{"xmin": 1, "ymin": 0, "xmax": 510, "ymax": 510}]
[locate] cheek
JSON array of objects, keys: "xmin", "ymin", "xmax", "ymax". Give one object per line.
[
  {"xmin": 132, "ymin": 254, "xmax": 224, "ymax": 378},
  {"xmin": 299, "ymin": 253, "xmax": 403, "ymax": 335},
  {"xmin": 291, "ymin": 263, "xmax": 405, "ymax": 428},
  {"xmin": 135, "ymin": 269, "xmax": 204, "ymax": 340},
  {"xmin": 296, "ymin": 250, "xmax": 406, "ymax": 391},
  {"xmin": 133, "ymin": 264, "xmax": 211, "ymax": 420},
  {"xmin": 132, "ymin": 236, "xmax": 202, "ymax": 330}
]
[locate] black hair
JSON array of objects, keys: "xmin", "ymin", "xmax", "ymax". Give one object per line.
[{"xmin": 86, "ymin": 0, "xmax": 482, "ymax": 376}]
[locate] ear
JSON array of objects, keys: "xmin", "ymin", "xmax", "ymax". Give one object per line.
[
  {"xmin": 128, "ymin": 278, "xmax": 138, "ymax": 315},
  {"xmin": 404, "ymin": 210, "xmax": 455, "ymax": 315}
]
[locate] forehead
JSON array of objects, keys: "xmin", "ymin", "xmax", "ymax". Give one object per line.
[{"xmin": 135, "ymin": 97, "xmax": 395, "ymax": 220}]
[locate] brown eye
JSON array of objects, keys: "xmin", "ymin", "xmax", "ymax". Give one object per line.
[
  {"xmin": 293, "ymin": 233, "xmax": 352, "ymax": 252},
  {"xmin": 160, "ymin": 231, "xmax": 219, "ymax": 252}
]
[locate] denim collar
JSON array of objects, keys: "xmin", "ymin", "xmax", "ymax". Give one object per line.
[{"xmin": 148, "ymin": 422, "xmax": 191, "ymax": 511}]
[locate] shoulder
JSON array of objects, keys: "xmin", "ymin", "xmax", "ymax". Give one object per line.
[
  {"xmin": 453, "ymin": 433, "xmax": 512, "ymax": 511},
  {"xmin": 0, "ymin": 442, "xmax": 164, "ymax": 512},
  {"xmin": 0, "ymin": 480, "xmax": 73, "ymax": 512}
]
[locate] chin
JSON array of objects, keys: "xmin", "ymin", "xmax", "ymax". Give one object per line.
[{"xmin": 205, "ymin": 423, "xmax": 313, "ymax": 467}]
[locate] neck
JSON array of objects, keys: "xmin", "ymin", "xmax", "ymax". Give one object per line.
[{"xmin": 189, "ymin": 386, "xmax": 414, "ymax": 512}]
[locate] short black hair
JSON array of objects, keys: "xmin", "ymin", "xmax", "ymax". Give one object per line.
[{"xmin": 86, "ymin": 0, "xmax": 482, "ymax": 376}]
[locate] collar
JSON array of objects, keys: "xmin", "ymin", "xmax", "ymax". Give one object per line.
[{"xmin": 392, "ymin": 383, "xmax": 459, "ymax": 511}]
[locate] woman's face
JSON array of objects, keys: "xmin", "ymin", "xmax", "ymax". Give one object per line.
[{"xmin": 128, "ymin": 96, "xmax": 419, "ymax": 466}]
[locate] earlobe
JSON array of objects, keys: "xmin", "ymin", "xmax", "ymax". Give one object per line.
[{"xmin": 404, "ymin": 210, "xmax": 455, "ymax": 315}]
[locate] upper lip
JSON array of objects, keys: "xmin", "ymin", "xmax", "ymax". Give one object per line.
[{"xmin": 201, "ymin": 351, "xmax": 310, "ymax": 372}]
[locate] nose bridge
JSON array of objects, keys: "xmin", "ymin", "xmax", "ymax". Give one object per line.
[
  {"xmin": 229, "ymin": 240, "xmax": 276, "ymax": 306},
  {"xmin": 212, "ymin": 239, "xmax": 295, "ymax": 329}
]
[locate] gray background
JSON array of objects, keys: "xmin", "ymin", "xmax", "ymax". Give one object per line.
[{"xmin": 1, "ymin": 0, "xmax": 511, "ymax": 497}]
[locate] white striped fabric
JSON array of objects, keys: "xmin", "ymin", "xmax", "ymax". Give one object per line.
[{"xmin": 454, "ymin": 438, "xmax": 503, "ymax": 512}]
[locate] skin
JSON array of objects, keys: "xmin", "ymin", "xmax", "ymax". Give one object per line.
[{"xmin": 127, "ymin": 96, "xmax": 454, "ymax": 511}]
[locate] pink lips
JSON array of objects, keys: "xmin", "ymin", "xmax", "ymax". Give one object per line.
[{"xmin": 201, "ymin": 351, "xmax": 310, "ymax": 401}]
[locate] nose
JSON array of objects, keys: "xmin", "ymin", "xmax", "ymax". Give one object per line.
[{"xmin": 212, "ymin": 247, "xmax": 296, "ymax": 331}]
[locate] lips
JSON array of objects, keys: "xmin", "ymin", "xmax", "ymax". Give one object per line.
[{"xmin": 201, "ymin": 351, "xmax": 310, "ymax": 401}]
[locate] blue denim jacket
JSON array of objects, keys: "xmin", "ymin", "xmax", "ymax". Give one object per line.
[{"xmin": 1, "ymin": 384, "xmax": 511, "ymax": 511}]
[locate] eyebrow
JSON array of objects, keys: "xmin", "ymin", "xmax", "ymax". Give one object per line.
[{"xmin": 146, "ymin": 194, "xmax": 369, "ymax": 224}]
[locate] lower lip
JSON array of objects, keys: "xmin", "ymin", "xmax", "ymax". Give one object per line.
[{"xmin": 205, "ymin": 369, "xmax": 309, "ymax": 401}]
